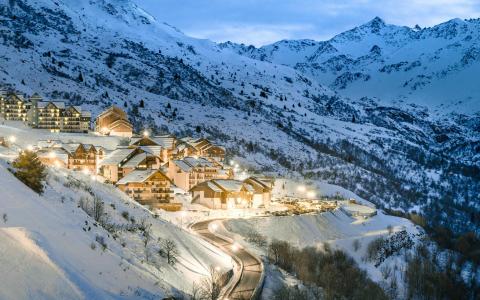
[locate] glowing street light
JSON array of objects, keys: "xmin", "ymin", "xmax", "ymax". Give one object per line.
[
  {"xmin": 8, "ymin": 135, "xmax": 16, "ymax": 143},
  {"xmin": 48, "ymin": 151, "xmax": 56, "ymax": 159},
  {"xmin": 229, "ymin": 160, "xmax": 235, "ymax": 166},
  {"xmin": 26, "ymin": 145, "xmax": 33, "ymax": 151},
  {"xmin": 231, "ymin": 243, "xmax": 241, "ymax": 252},
  {"xmin": 306, "ymin": 191, "xmax": 316, "ymax": 199},
  {"xmin": 211, "ymin": 223, "xmax": 218, "ymax": 231},
  {"xmin": 82, "ymin": 168, "xmax": 90, "ymax": 175},
  {"xmin": 143, "ymin": 130, "xmax": 149, "ymax": 137},
  {"xmin": 297, "ymin": 185, "xmax": 306, "ymax": 193}
]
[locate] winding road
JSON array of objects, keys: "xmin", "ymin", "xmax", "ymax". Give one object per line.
[{"xmin": 190, "ymin": 220, "xmax": 264, "ymax": 300}]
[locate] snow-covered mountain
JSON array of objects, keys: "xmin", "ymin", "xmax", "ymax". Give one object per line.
[
  {"xmin": 222, "ymin": 17, "xmax": 480, "ymax": 115},
  {"xmin": 0, "ymin": 0, "xmax": 478, "ymax": 237}
]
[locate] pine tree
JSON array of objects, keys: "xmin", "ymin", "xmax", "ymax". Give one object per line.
[
  {"xmin": 78, "ymin": 72, "xmax": 84, "ymax": 82},
  {"xmin": 12, "ymin": 150, "xmax": 46, "ymax": 194},
  {"xmin": 139, "ymin": 99, "xmax": 144, "ymax": 108}
]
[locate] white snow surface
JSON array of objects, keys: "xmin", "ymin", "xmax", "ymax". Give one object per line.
[{"xmin": 0, "ymin": 153, "xmax": 231, "ymax": 299}]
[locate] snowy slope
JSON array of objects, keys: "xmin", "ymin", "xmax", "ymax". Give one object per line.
[
  {"xmin": 0, "ymin": 0, "xmax": 478, "ymax": 236},
  {"xmin": 224, "ymin": 17, "xmax": 480, "ymax": 115},
  {"xmin": 0, "ymin": 155, "xmax": 230, "ymax": 299}
]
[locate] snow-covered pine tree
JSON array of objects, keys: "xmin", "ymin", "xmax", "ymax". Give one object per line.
[{"xmin": 12, "ymin": 150, "xmax": 46, "ymax": 194}]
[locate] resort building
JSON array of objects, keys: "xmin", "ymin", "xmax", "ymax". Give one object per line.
[
  {"xmin": 190, "ymin": 177, "xmax": 272, "ymax": 210},
  {"xmin": 167, "ymin": 156, "xmax": 233, "ymax": 191},
  {"xmin": 177, "ymin": 137, "xmax": 226, "ymax": 162},
  {"xmin": 116, "ymin": 169, "xmax": 177, "ymax": 210},
  {"xmin": 130, "ymin": 135, "xmax": 177, "ymax": 162},
  {"xmin": 98, "ymin": 147, "xmax": 162, "ymax": 183},
  {"xmin": 26, "ymin": 94, "xmax": 91, "ymax": 133},
  {"xmin": 0, "ymin": 92, "xmax": 28, "ymax": 121},
  {"xmin": 62, "ymin": 143, "xmax": 105, "ymax": 173},
  {"xmin": 95, "ymin": 105, "xmax": 133, "ymax": 137}
]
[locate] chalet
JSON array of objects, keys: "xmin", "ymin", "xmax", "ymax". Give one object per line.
[
  {"xmin": 116, "ymin": 169, "xmax": 178, "ymax": 210},
  {"xmin": 130, "ymin": 135, "xmax": 176, "ymax": 162},
  {"xmin": 95, "ymin": 106, "xmax": 133, "ymax": 137},
  {"xmin": 190, "ymin": 178, "xmax": 272, "ymax": 210},
  {"xmin": 0, "ymin": 92, "xmax": 28, "ymax": 121},
  {"xmin": 243, "ymin": 177, "xmax": 272, "ymax": 208},
  {"xmin": 178, "ymin": 137, "xmax": 226, "ymax": 162},
  {"xmin": 98, "ymin": 147, "xmax": 162, "ymax": 183},
  {"xmin": 26, "ymin": 95, "xmax": 91, "ymax": 133},
  {"xmin": 167, "ymin": 156, "xmax": 233, "ymax": 191},
  {"xmin": 61, "ymin": 143, "xmax": 105, "ymax": 173}
]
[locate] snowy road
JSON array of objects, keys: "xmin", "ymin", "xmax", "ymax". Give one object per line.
[{"xmin": 191, "ymin": 220, "xmax": 264, "ymax": 300}]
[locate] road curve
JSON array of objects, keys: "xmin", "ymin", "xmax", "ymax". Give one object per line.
[{"xmin": 190, "ymin": 219, "xmax": 264, "ymax": 300}]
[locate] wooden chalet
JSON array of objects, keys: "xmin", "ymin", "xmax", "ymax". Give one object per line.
[
  {"xmin": 95, "ymin": 105, "xmax": 133, "ymax": 137},
  {"xmin": 116, "ymin": 169, "xmax": 178, "ymax": 210}
]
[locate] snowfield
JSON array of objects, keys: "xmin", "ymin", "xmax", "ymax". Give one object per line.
[{"xmin": 0, "ymin": 157, "xmax": 231, "ymax": 299}]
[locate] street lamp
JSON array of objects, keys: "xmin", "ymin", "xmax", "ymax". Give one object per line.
[
  {"xmin": 307, "ymin": 191, "xmax": 316, "ymax": 199},
  {"xmin": 143, "ymin": 130, "xmax": 149, "ymax": 137},
  {"xmin": 8, "ymin": 135, "xmax": 16, "ymax": 143}
]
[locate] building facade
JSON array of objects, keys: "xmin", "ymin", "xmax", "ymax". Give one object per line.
[
  {"xmin": 0, "ymin": 92, "xmax": 28, "ymax": 121},
  {"xmin": 95, "ymin": 106, "xmax": 133, "ymax": 137},
  {"xmin": 168, "ymin": 157, "xmax": 232, "ymax": 191},
  {"xmin": 116, "ymin": 169, "xmax": 177, "ymax": 210},
  {"xmin": 26, "ymin": 95, "xmax": 91, "ymax": 133},
  {"xmin": 190, "ymin": 177, "xmax": 272, "ymax": 210}
]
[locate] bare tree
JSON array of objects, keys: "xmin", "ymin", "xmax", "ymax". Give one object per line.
[
  {"xmin": 92, "ymin": 196, "xmax": 104, "ymax": 223},
  {"xmin": 200, "ymin": 266, "xmax": 222, "ymax": 300},
  {"xmin": 160, "ymin": 238, "xmax": 179, "ymax": 265},
  {"xmin": 387, "ymin": 225, "xmax": 393, "ymax": 235},
  {"xmin": 190, "ymin": 282, "xmax": 201, "ymax": 300},
  {"xmin": 352, "ymin": 239, "xmax": 361, "ymax": 252},
  {"xmin": 143, "ymin": 226, "xmax": 153, "ymax": 262}
]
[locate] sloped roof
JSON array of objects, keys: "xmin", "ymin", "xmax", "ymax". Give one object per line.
[
  {"xmin": 173, "ymin": 160, "xmax": 193, "ymax": 172},
  {"xmin": 172, "ymin": 157, "xmax": 215, "ymax": 172},
  {"xmin": 99, "ymin": 147, "xmax": 137, "ymax": 166},
  {"xmin": 183, "ymin": 157, "xmax": 214, "ymax": 167},
  {"xmin": 122, "ymin": 153, "xmax": 147, "ymax": 168},
  {"xmin": 212, "ymin": 179, "xmax": 244, "ymax": 192},
  {"xmin": 116, "ymin": 169, "xmax": 169, "ymax": 185},
  {"xmin": 139, "ymin": 145, "xmax": 162, "ymax": 155},
  {"xmin": 96, "ymin": 105, "xmax": 128, "ymax": 120},
  {"xmin": 37, "ymin": 101, "xmax": 65, "ymax": 109}
]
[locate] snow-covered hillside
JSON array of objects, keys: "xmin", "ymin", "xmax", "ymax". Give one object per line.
[
  {"xmin": 0, "ymin": 150, "xmax": 230, "ymax": 299},
  {"xmin": 223, "ymin": 17, "xmax": 480, "ymax": 115},
  {"xmin": 0, "ymin": 0, "xmax": 478, "ymax": 236}
]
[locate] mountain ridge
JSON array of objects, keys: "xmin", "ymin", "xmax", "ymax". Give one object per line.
[{"xmin": 0, "ymin": 0, "xmax": 478, "ymax": 236}]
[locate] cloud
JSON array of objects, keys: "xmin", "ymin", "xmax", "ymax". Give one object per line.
[
  {"xmin": 188, "ymin": 23, "xmax": 321, "ymax": 47},
  {"xmin": 133, "ymin": 0, "xmax": 480, "ymax": 46}
]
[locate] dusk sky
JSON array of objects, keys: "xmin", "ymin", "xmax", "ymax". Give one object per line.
[{"xmin": 133, "ymin": 0, "xmax": 480, "ymax": 46}]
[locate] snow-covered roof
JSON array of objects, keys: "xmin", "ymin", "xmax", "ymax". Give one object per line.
[
  {"xmin": 99, "ymin": 148, "xmax": 137, "ymax": 166},
  {"xmin": 212, "ymin": 179, "xmax": 244, "ymax": 192},
  {"xmin": 37, "ymin": 101, "xmax": 66, "ymax": 109},
  {"xmin": 152, "ymin": 136, "xmax": 175, "ymax": 149},
  {"xmin": 139, "ymin": 145, "xmax": 162, "ymax": 155},
  {"xmin": 172, "ymin": 157, "xmax": 215, "ymax": 172},
  {"xmin": 206, "ymin": 181, "xmax": 223, "ymax": 192},
  {"xmin": 116, "ymin": 169, "xmax": 158, "ymax": 185},
  {"xmin": 122, "ymin": 153, "xmax": 147, "ymax": 168},
  {"xmin": 173, "ymin": 160, "xmax": 193, "ymax": 172}
]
